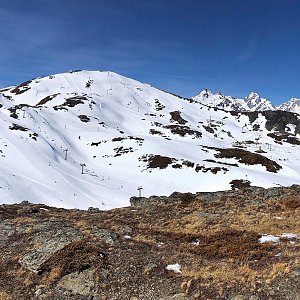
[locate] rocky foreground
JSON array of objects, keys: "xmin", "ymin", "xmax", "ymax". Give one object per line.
[{"xmin": 0, "ymin": 186, "xmax": 299, "ymax": 300}]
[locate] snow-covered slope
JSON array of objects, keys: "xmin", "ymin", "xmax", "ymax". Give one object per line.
[{"xmin": 0, "ymin": 70, "xmax": 300, "ymax": 209}]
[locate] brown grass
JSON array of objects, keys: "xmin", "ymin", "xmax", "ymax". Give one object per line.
[
  {"xmin": 38, "ymin": 240, "xmax": 107, "ymax": 282},
  {"xmin": 0, "ymin": 291, "xmax": 11, "ymax": 300},
  {"xmin": 214, "ymin": 147, "xmax": 282, "ymax": 172}
]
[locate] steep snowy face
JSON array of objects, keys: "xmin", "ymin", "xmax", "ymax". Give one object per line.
[
  {"xmin": 278, "ymin": 98, "xmax": 300, "ymax": 114},
  {"xmin": 244, "ymin": 92, "xmax": 276, "ymax": 111},
  {"xmin": 0, "ymin": 70, "xmax": 300, "ymax": 209}
]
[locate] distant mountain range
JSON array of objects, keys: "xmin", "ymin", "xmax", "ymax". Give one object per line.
[
  {"xmin": 193, "ymin": 89, "xmax": 300, "ymax": 113},
  {"xmin": 0, "ymin": 70, "xmax": 300, "ymax": 209}
]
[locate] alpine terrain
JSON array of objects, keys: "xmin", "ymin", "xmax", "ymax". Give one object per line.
[{"xmin": 0, "ymin": 70, "xmax": 300, "ymax": 209}]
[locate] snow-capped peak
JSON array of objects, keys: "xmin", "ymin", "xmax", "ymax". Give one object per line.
[
  {"xmin": 244, "ymin": 92, "xmax": 276, "ymax": 111},
  {"xmin": 278, "ymin": 97, "xmax": 300, "ymax": 114}
]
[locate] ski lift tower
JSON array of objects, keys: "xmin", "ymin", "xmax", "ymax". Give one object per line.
[{"xmin": 137, "ymin": 186, "xmax": 143, "ymax": 198}]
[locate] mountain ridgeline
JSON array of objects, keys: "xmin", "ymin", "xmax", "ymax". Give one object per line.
[{"xmin": 0, "ymin": 70, "xmax": 300, "ymax": 209}]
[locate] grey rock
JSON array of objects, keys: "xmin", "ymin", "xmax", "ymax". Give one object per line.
[
  {"xmin": 57, "ymin": 268, "xmax": 96, "ymax": 296},
  {"xmin": 0, "ymin": 220, "xmax": 15, "ymax": 247},
  {"xmin": 88, "ymin": 226, "xmax": 117, "ymax": 245},
  {"xmin": 143, "ymin": 263, "xmax": 158, "ymax": 275},
  {"xmin": 87, "ymin": 207, "xmax": 99, "ymax": 212},
  {"xmin": 116, "ymin": 225, "xmax": 133, "ymax": 236},
  {"xmin": 19, "ymin": 220, "xmax": 83, "ymax": 272}
]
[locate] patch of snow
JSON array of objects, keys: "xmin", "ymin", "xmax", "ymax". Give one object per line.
[
  {"xmin": 259, "ymin": 235, "xmax": 280, "ymax": 243},
  {"xmin": 166, "ymin": 263, "xmax": 181, "ymax": 273},
  {"xmin": 280, "ymin": 233, "xmax": 298, "ymax": 239}
]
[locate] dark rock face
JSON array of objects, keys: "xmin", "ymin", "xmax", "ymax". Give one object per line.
[
  {"xmin": 245, "ymin": 110, "xmax": 300, "ymax": 134},
  {"xmin": 0, "ymin": 186, "xmax": 299, "ymax": 299}
]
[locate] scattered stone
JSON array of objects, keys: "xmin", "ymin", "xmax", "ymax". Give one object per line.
[
  {"xmin": 57, "ymin": 268, "xmax": 96, "ymax": 296},
  {"xmin": 143, "ymin": 263, "xmax": 158, "ymax": 275}
]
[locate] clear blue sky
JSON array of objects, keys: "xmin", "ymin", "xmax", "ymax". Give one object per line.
[{"xmin": 1, "ymin": 0, "xmax": 300, "ymax": 105}]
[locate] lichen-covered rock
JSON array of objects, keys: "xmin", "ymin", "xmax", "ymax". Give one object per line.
[
  {"xmin": 88, "ymin": 226, "xmax": 117, "ymax": 245},
  {"xmin": 19, "ymin": 221, "xmax": 83, "ymax": 272},
  {"xmin": 57, "ymin": 268, "xmax": 96, "ymax": 296},
  {"xmin": 0, "ymin": 221, "xmax": 15, "ymax": 247}
]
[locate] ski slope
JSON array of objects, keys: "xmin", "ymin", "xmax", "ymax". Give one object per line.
[{"xmin": 0, "ymin": 70, "xmax": 299, "ymax": 209}]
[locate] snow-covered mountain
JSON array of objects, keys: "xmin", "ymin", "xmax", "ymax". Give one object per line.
[
  {"xmin": 278, "ymin": 97, "xmax": 300, "ymax": 114},
  {"xmin": 193, "ymin": 90, "xmax": 276, "ymax": 111},
  {"xmin": 193, "ymin": 89, "xmax": 247, "ymax": 111},
  {"xmin": 0, "ymin": 70, "xmax": 300, "ymax": 209},
  {"xmin": 244, "ymin": 92, "xmax": 276, "ymax": 111}
]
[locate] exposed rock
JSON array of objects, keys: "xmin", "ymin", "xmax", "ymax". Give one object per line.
[
  {"xmin": 88, "ymin": 226, "xmax": 117, "ymax": 245},
  {"xmin": 57, "ymin": 268, "xmax": 96, "ymax": 296},
  {"xmin": 19, "ymin": 221, "xmax": 83, "ymax": 272},
  {"xmin": 131, "ymin": 185, "xmax": 300, "ymax": 208},
  {"xmin": 0, "ymin": 221, "xmax": 15, "ymax": 247}
]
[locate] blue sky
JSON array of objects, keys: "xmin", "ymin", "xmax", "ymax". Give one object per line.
[{"xmin": 1, "ymin": 0, "xmax": 300, "ymax": 105}]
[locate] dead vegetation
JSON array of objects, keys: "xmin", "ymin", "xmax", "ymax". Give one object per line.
[
  {"xmin": 53, "ymin": 96, "xmax": 87, "ymax": 110},
  {"xmin": 35, "ymin": 94, "xmax": 60, "ymax": 106},
  {"xmin": 163, "ymin": 124, "xmax": 202, "ymax": 138},
  {"xmin": 208, "ymin": 146, "xmax": 282, "ymax": 172},
  {"xmin": 10, "ymin": 80, "xmax": 32, "ymax": 95},
  {"xmin": 170, "ymin": 111, "xmax": 188, "ymax": 125},
  {"xmin": 139, "ymin": 154, "xmax": 175, "ymax": 169},
  {"xmin": 9, "ymin": 123, "xmax": 29, "ymax": 131},
  {"xmin": 78, "ymin": 115, "xmax": 90, "ymax": 123},
  {"xmin": 38, "ymin": 240, "xmax": 107, "ymax": 283}
]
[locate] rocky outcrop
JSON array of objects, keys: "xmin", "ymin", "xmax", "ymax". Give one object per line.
[{"xmin": 131, "ymin": 184, "xmax": 300, "ymax": 208}]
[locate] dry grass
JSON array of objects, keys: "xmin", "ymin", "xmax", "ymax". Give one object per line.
[
  {"xmin": 132, "ymin": 234, "xmax": 156, "ymax": 245},
  {"xmin": 41, "ymin": 266, "xmax": 61, "ymax": 285},
  {"xmin": 0, "ymin": 291, "xmax": 11, "ymax": 300},
  {"xmin": 38, "ymin": 240, "xmax": 107, "ymax": 283}
]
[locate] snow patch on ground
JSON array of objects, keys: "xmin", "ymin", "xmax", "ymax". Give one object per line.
[{"xmin": 165, "ymin": 263, "xmax": 181, "ymax": 273}]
